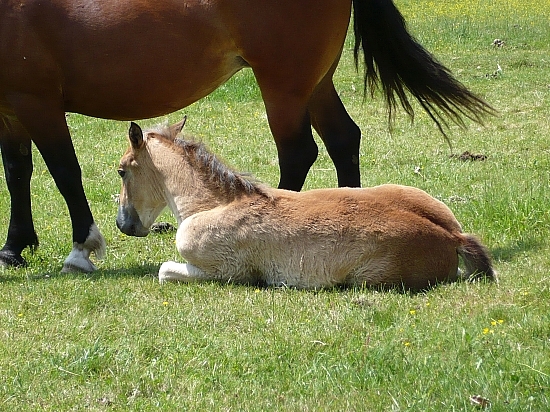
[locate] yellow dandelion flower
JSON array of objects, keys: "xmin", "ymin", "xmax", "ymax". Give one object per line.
[
  {"xmin": 163, "ymin": 301, "xmax": 168, "ymax": 306},
  {"xmin": 409, "ymin": 309, "xmax": 416, "ymax": 315}
]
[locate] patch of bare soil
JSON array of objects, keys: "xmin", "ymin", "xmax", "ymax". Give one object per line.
[{"xmin": 450, "ymin": 151, "xmax": 487, "ymax": 161}]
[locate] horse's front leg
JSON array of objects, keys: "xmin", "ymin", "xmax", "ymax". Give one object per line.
[
  {"xmin": 8, "ymin": 95, "xmax": 106, "ymax": 272},
  {"xmin": 0, "ymin": 119, "xmax": 38, "ymax": 267},
  {"xmin": 36, "ymin": 130, "xmax": 106, "ymax": 273}
]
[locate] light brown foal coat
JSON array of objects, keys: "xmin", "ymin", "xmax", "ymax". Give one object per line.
[{"xmin": 117, "ymin": 122, "xmax": 494, "ymax": 290}]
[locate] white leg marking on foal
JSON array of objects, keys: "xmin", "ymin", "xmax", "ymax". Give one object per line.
[
  {"xmin": 158, "ymin": 261, "xmax": 205, "ymax": 283},
  {"xmin": 61, "ymin": 223, "xmax": 106, "ymax": 273}
]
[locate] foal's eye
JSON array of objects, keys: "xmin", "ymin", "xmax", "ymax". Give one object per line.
[{"xmin": 117, "ymin": 169, "xmax": 126, "ymax": 178}]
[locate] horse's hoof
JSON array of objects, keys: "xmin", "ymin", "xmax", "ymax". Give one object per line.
[
  {"xmin": 0, "ymin": 250, "xmax": 27, "ymax": 268},
  {"xmin": 61, "ymin": 240, "xmax": 102, "ymax": 273},
  {"xmin": 61, "ymin": 259, "xmax": 97, "ymax": 273},
  {"xmin": 62, "ymin": 250, "xmax": 97, "ymax": 273}
]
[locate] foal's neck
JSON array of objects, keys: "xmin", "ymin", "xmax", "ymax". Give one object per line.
[{"xmin": 158, "ymin": 139, "xmax": 267, "ymax": 222}]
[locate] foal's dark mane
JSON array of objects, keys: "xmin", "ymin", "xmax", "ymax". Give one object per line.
[{"xmin": 150, "ymin": 126, "xmax": 269, "ymax": 198}]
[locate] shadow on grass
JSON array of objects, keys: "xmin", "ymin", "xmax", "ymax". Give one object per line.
[
  {"xmin": 88, "ymin": 264, "xmax": 162, "ymax": 280},
  {"xmin": 0, "ymin": 270, "xmax": 21, "ymax": 284},
  {"xmin": 0, "ymin": 263, "xmax": 161, "ymax": 283},
  {"xmin": 2, "ymin": 238, "xmax": 520, "ymax": 290},
  {"xmin": 490, "ymin": 236, "xmax": 544, "ymax": 263}
]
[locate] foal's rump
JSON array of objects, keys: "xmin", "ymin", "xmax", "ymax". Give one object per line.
[
  {"xmin": 345, "ymin": 226, "xmax": 462, "ymax": 290},
  {"xmin": 269, "ymin": 185, "xmax": 492, "ymax": 289}
]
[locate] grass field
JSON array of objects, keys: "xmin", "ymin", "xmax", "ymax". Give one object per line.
[{"xmin": 1, "ymin": 1, "xmax": 549, "ymax": 410}]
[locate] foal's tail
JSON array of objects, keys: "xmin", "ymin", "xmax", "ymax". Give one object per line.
[
  {"xmin": 457, "ymin": 234, "xmax": 496, "ymax": 282},
  {"xmin": 352, "ymin": 0, "xmax": 495, "ymax": 136}
]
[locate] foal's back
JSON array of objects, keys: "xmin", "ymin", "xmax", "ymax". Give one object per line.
[
  {"xmin": 263, "ymin": 184, "xmax": 467, "ymax": 289},
  {"xmin": 275, "ymin": 184, "xmax": 462, "ymax": 235}
]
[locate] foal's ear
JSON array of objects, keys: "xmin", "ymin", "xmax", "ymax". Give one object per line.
[
  {"xmin": 170, "ymin": 116, "xmax": 187, "ymax": 138},
  {"xmin": 128, "ymin": 122, "xmax": 144, "ymax": 149}
]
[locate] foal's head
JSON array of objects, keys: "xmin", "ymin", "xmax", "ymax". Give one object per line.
[{"xmin": 116, "ymin": 118, "xmax": 186, "ymax": 236}]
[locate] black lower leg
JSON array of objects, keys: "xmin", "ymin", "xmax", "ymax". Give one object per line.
[
  {"xmin": 0, "ymin": 139, "xmax": 38, "ymax": 267},
  {"xmin": 277, "ymin": 133, "xmax": 319, "ymax": 191}
]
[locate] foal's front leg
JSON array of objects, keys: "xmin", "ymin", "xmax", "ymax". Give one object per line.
[{"xmin": 158, "ymin": 261, "xmax": 215, "ymax": 283}]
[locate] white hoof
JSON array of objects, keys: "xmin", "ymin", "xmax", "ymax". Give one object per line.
[
  {"xmin": 62, "ymin": 248, "xmax": 97, "ymax": 273},
  {"xmin": 61, "ymin": 223, "xmax": 106, "ymax": 273}
]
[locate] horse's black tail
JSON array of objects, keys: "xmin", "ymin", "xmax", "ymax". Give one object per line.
[
  {"xmin": 352, "ymin": 0, "xmax": 495, "ymax": 135},
  {"xmin": 457, "ymin": 234, "xmax": 496, "ymax": 282}
]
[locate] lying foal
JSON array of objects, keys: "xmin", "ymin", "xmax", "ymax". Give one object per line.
[{"xmin": 116, "ymin": 120, "xmax": 495, "ymax": 290}]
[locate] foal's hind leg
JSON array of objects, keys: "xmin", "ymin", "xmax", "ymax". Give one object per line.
[
  {"xmin": 309, "ymin": 74, "xmax": 362, "ymax": 187},
  {"xmin": 0, "ymin": 120, "xmax": 39, "ymax": 267}
]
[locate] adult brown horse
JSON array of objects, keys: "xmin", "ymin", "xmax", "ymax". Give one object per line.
[{"xmin": 0, "ymin": 0, "xmax": 493, "ymax": 272}]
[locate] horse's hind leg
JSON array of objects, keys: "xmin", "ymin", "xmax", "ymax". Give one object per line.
[
  {"xmin": 253, "ymin": 70, "xmax": 318, "ymax": 191},
  {"xmin": 266, "ymin": 103, "xmax": 318, "ymax": 191},
  {"xmin": 309, "ymin": 74, "xmax": 362, "ymax": 187},
  {"xmin": 0, "ymin": 119, "xmax": 39, "ymax": 267},
  {"xmin": 8, "ymin": 95, "xmax": 105, "ymax": 272},
  {"xmin": 273, "ymin": 115, "xmax": 318, "ymax": 191}
]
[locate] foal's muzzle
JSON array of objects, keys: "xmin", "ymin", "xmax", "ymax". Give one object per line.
[{"xmin": 116, "ymin": 205, "xmax": 150, "ymax": 237}]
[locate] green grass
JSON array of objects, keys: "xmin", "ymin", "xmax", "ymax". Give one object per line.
[{"xmin": 1, "ymin": 1, "xmax": 549, "ymax": 410}]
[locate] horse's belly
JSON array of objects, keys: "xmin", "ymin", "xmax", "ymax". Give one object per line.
[
  {"xmin": 60, "ymin": 38, "xmax": 243, "ymax": 119},
  {"xmin": 63, "ymin": 57, "xmax": 242, "ymax": 120}
]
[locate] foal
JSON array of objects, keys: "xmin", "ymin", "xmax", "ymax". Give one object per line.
[{"xmin": 116, "ymin": 120, "xmax": 495, "ymax": 290}]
